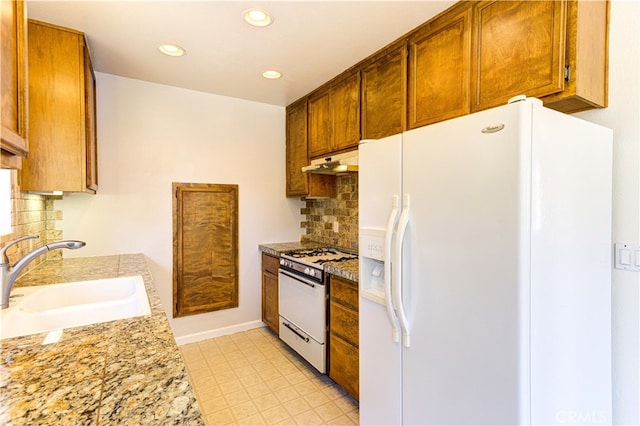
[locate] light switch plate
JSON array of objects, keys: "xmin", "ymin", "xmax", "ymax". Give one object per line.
[{"xmin": 614, "ymin": 243, "xmax": 640, "ymax": 271}]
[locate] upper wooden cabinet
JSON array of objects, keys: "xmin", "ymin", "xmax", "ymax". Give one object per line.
[
  {"xmin": 308, "ymin": 72, "xmax": 360, "ymax": 159},
  {"xmin": 21, "ymin": 20, "xmax": 98, "ymax": 193},
  {"xmin": 331, "ymin": 72, "xmax": 360, "ymax": 154},
  {"xmin": 361, "ymin": 41, "xmax": 407, "ymax": 139},
  {"xmin": 408, "ymin": 2, "xmax": 472, "ymax": 129},
  {"xmin": 286, "ymin": 99, "xmax": 310, "ymax": 196},
  {"xmin": 541, "ymin": 0, "xmax": 609, "ymax": 113},
  {"xmin": 1, "ymin": 0, "xmax": 28, "ymax": 169},
  {"xmin": 308, "ymin": 89, "xmax": 331, "ymax": 158},
  {"xmin": 285, "ymin": 98, "xmax": 336, "ymax": 199},
  {"xmin": 470, "ymin": 0, "xmax": 567, "ymax": 112},
  {"xmin": 287, "ymin": 0, "xmax": 608, "ymax": 180}
]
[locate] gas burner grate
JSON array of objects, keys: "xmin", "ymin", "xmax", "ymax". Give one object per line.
[
  {"xmin": 312, "ymin": 256, "xmax": 358, "ymax": 265},
  {"xmin": 284, "ymin": 248, "xmax": 343, "ymax": 258}
]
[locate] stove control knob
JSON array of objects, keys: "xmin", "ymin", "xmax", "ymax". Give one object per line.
[
  {"xmin": 280, "ymin": 259, "xmax": 284, "ymax": 265},
  {"xmin": 309, "ymin": 269, "xmax": 315, "ymax": 277},
  {"xmin": 304, "ymin": 267, "xmax": 310, "ymax": 275}
]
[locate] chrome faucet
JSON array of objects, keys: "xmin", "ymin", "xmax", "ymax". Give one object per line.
[{"xmin": 0, "ymin": 235, "xmax": 86, "ymax": 309}]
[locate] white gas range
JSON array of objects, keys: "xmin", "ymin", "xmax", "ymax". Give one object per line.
[{"xmin": 277, "ymin": 247, "xmax": 357, "ymax": 373}]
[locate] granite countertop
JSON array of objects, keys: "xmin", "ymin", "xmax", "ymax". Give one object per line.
[
  {"xmin": 0, "ymin": 254, "xmax": 204, "ymax": 425},
  {"xmin": 259, "ymin": 241, "xmax": 359, "ymax": 282}
]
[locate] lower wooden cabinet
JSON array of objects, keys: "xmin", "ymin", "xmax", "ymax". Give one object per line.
[
  {"xmin": 262, "ymin": 253, "xmax": 279, "ymax": 333},
  {"xmin": 328, "ymin": 275, "xmax": 359, "ymax": 400}
]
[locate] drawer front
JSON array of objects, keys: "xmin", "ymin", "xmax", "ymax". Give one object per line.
[
  {"xmin": 330, "ymin": 301, "xmax": 359, "ymax": 346},
  {"xmin": 280, "ymin": 316, "xmax": 326, "ymax": 373},
  {"xmin": 329, "ymin": 333, "xmax": 359, "ymax": 400},
  {"xmin": 262, "ymin": 252, "xmax": 280, "ymax": 275},
  {"xmin": 330, "ymin": 276, "xmax": 358, "ymax": 309}
]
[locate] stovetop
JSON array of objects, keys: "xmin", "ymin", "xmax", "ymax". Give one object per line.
[
  {"xmin": 281, "ymin": 247, "xmax": 358, "ymax": 267},
  {"xmin": 279, "ymin": 247, "xmax": 358, "ymax": 283}
]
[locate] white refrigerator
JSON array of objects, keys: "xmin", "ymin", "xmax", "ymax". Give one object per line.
[{"xmin": 358, "ymin": 98, "xmax": 613, "ymax": 425}]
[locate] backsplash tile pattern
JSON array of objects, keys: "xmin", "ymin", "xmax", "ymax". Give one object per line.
[
  {"xmin": 301, "ymin": 174, "xmax": 358, "ymax": 252},
  {"xmin": 0, "ymin": 170, "xmax": 62, "ymax": 273}
]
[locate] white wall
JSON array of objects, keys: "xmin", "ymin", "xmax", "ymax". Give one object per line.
[
  {"xmin": 575, "ymin": 1, "xmax": 640, "ymax": 424},
  {"xmin": 58, "ymin": 73, "xmax": 303, "ymax": 342}
]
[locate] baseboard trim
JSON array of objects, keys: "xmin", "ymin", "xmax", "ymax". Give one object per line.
[{"xmin": 175, "ymin": 320, "xmax": 266, "ymax": 346}]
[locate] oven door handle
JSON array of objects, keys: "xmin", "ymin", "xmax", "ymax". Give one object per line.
[
  {"xmin": 282, "ymin": 321, "xmax": 310, "ymax": 342},
  {"xmin": 278, "ymin": 269, "xmax": 317, "ymax": 288}
]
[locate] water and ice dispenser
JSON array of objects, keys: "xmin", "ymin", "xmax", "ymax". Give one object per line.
[{"xmin": 359, "ymin": 228, "xmax": 387, "ymax": 305}]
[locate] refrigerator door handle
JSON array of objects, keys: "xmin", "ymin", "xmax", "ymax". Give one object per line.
[
  {"xmin": 394, "ymin": 193, "xmax": 411, "ymax": 347},
  {"xmin": 384, "ymin": 195, "xmax": 401, "ymax": 343}
]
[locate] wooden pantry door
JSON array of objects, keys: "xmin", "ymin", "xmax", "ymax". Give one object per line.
[{"xmin": 173, "ymin": 182, "xmax": 239, "ymax": 317}]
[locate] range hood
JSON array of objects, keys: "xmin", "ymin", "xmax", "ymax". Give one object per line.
[{"xmin": 301, "ymin": 150, "xmax": 358, "ymax": 175}]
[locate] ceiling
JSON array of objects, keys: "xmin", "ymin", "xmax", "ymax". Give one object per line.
[{"xmin": 27, "ymin": 1, "xmax": 455, "ymax": 107}]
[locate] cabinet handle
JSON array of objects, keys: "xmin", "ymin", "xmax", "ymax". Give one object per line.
[{"xmin": 279, "ymin": 269, "xmax": 317, "ymax": 288}]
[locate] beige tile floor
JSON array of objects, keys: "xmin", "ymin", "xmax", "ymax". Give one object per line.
[{"xmin": 179, "ymin": 327, "xmax": 359, "ymax": 425}]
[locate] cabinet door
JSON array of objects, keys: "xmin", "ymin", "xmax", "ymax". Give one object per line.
[
  {"xmin": 286, "ymin": 100, "xmax": 308, "ymax": 197},
  {"xmin": 408, "ymin": 3, "xmax": 472, "ymax": 128},
  {"xmin": 542, "ymin": 0, "xmax": 609, "ymax": 113},
  {"xmin": 23, "ymin": 20, "xmax": 97, "ymax": 192},
  {"xmin": 173, "ymin": 183, "xmax": 239, "ymax": 318},
  {"xmin": 262, "ymin": 270, "xmax": 278, "ymax": 332},
  {"xmin": 84, "ymin": 41, "xmax": 98, "ymax": 192},
  {"xmin": 331, "ymin": 72, "xmax": 360, "ymax": 152},
  {"xmin": 1, "ymin": 0, "xmax": 28, "ymax": 168},
  {"xmin": 361, "ymin": 42, "xmax": 407, "ymax": 140},
  {"xmin": 308, "ymin": 89, "xmax": 332, "ymax": 158},
  {"xmin": 262, "ymin": 253, "xmax": 279, "ymax": 333},
  {"xmin": 471, "ymin": 0, "xmax": 567, "ymax": 112},
  {"xmin": 329, "ymin": 334, "xmax": 359, "ymax": 400}
]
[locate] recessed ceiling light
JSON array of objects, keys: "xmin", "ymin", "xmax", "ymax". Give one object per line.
[
  {"xmin": 243, "ymin": 8, "xmax": 273, "ymax": 27},
  {"xmin": 159, "ymin": 44, "xmax": 186, "ymax": 57},
  {"xmin": 262, "ymin": 70, "xmax": 282, "ymax": 79}
]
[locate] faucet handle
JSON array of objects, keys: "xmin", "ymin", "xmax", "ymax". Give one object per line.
[{"xmin": 0, "ymin": 235, "xmax": 39, "ymax": 265}]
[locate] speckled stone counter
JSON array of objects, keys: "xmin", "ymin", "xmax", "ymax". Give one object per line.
[
  {"xmin": 258, "ymin": 242, "xmax": 359, "ymax": 282},
  {"xmin": 324, "ymin": 259, "xmax": 358, "ymax": 282},
  {"xmin": 0, "ymin": 254, "xmax": 204, "ymax": 425}
]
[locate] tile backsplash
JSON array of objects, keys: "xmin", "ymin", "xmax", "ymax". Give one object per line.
[
  {"xmin": 1, "ymin": 170, "xmax": 62, "ymax": 273},
  {"xmin": 301, "ymin": 173, "xmax": 358, "ymax": 252}
]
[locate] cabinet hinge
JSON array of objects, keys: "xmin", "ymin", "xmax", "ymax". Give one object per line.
[{"xmin": 564, "ymin": 65, "xmax": 571, "ymax": 82}]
